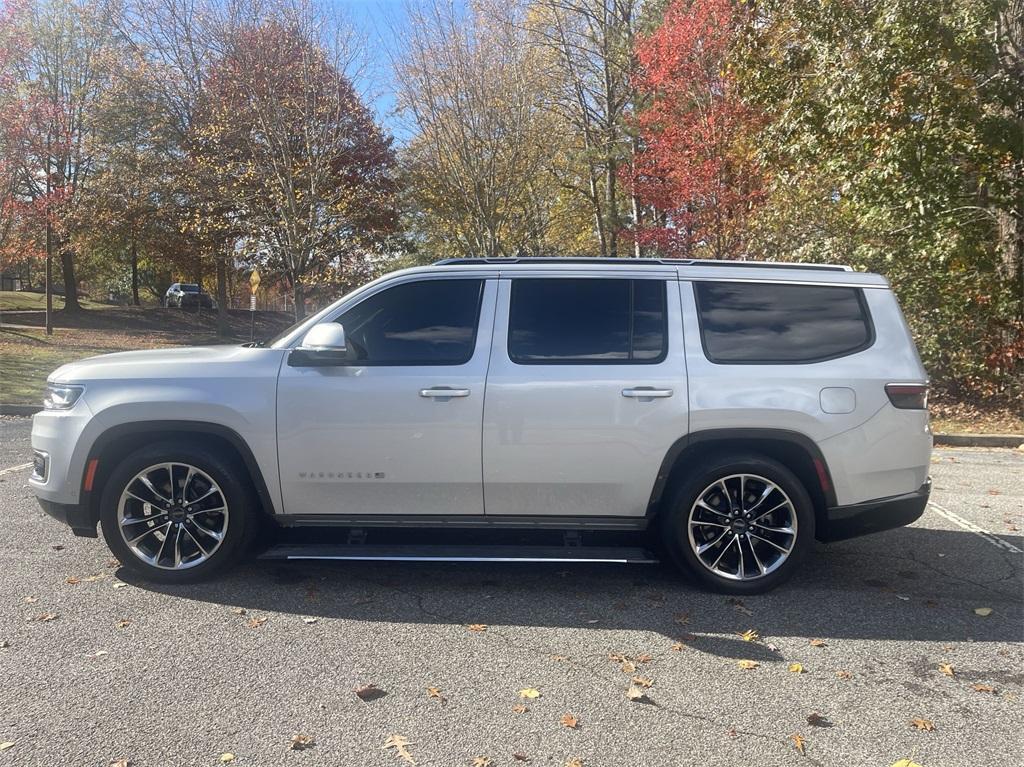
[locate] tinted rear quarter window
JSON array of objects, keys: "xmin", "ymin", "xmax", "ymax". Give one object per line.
[
  {"xmin": 509, "ymin": 278, "xmax": 667, "ymax": 364},
  {"xmin": 694, "ymin": 281, "xmax": 873, "ymax": 363}
]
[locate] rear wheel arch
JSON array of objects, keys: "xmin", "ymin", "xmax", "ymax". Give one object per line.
[
  {"xmin": 84, "ymin": 421, "xmax": 277, "ymax": 529},
  {"xmin": 648, "ymin": 429, "xmax": 835, "ymax": 535}
]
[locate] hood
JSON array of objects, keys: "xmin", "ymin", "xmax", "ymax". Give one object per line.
[{"xmin": 48, "ymin": 345, "xmax": 278, "ymax": 383}]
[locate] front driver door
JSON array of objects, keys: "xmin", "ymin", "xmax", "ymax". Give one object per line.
[{"xmin": 277, "ymin": 276, "xmax": 496, "ymax": 518}]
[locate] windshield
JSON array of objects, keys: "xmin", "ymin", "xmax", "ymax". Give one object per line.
[{"xmin": 181, "ymin": 284, "xmax": 200, "ymax": 293}]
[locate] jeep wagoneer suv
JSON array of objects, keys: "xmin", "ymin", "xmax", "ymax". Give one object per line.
[{"xmin": 30, "ymin": 258, "xmax": 932, "ymax": 593}]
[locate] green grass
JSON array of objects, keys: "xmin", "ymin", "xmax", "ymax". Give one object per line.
[
  {"xmin": 0, "ymin": 326, "xmax": 178, "ymax": 405},
  {"xmin": 0, "ymin": 291, "xmax": 115, "ymax": 311}
]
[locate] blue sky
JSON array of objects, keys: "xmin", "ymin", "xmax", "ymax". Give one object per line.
[{"xmin": 331, "ymin": 0, "xmax": 412, "ymax": 140}]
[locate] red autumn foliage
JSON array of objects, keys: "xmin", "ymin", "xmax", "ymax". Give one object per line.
[{"xmin": 629, "ymin": 0, "xmax": 763, "ymax": 259}]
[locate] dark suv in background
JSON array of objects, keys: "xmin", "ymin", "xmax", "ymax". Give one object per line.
[{"xmin": 164, "ymin": 283, "xmax": 215, "ymax": 309}]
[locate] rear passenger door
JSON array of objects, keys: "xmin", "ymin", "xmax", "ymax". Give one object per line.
[{"xmin": 482, "ymin": 275, "xmax": 688, "ymax": 519}]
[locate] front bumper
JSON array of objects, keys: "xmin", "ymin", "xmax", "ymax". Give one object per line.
[
  {"xmin": 37, "ymin": 498, "xmax": 98, "ymax": 538},
  {"xmin": 819, "ymin": 478, "xmax": 931, "ymax": 542}
]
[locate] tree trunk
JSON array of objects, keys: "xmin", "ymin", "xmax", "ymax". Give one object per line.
[
  {"xmin": 130, "ymin": 239, "xmax": 139, "ymax": 306},
  {"xmin": 293, "ymin": 278, "xmax": 306, "ymax": 321},
  {"xmin": 215, "ymin": 254, "xmax": 229, "ymax": 338},
  {"xmin": 60, "ymin": 249, "xmax": 80, "ymax": 312},
  {"xmin": 605, "ymin": 159, "xmax": 619, "ymax": 257},
  {"xmin": 589, "ymin": 172, "xmax": 608, "ymax": 257}
]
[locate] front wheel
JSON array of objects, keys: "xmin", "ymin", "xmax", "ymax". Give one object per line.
[
  {"xmin": 99, "ymin": 442, "xmax": 260, "ymax": 583},
  {"xmin": 661, "ymin": 454, "xmax": 815, "ymax": 594}
]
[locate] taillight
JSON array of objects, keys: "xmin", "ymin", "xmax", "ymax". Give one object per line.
[{"xmin": 885, "ymin": 383, "xmax": 928, "ymax": 410}]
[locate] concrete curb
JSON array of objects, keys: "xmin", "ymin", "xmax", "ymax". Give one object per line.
[
  {"xmin": 933, "ymin": 433, "xmax": 1024, "ymax": 449},
  {"xmin": 0, "ymin": 404, "xmax": 40, "ymax": 416}
]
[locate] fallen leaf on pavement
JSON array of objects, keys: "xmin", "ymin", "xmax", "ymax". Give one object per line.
[
  {"xmin": 910, "ymin": 718, "xmax": 935, "ymax": 731},
  {"xmin": 247, "ymin": 617, "xmax": 267, "ymax": 629},
  {"xmin": 23, "ymin": 596, "xmax": 38, "ymax": 604},
  {"xmin": 33, "ymin": 612, "xmax": 58, "ymax": 622},
  {"xmin": 550, "ymin": 654, "xmax": 569, "ymax": 662},
  {"xmin": 230, "ymin": 608, "xmax": 247, "ymax": 615},
  {"xmin": 382, "ymin": 734, "xmax": 415, "ymax": 764},
  {"xmin": 972, "ymin": 683, "xmax": 996, "ymax": 693},
  {"xmin": 427, "ymin": 687, "xmax": 446, "ymax": 704},
  {"xmin": 354, "ymin": 684, "xmax": 387, "ymax": 702},
  {"xmin": 65, "ymin": 576, "xmax": 80, "ymax": 585},
  {"xmin": 809, "ymin": 638, "xmax": 827, "ymax": 647},
  {"xmin": 565, "ymin": 758, "xmax": 583, "ymax": 767},
  {"xmin": 674, "ymin": 612, "xmax": 690, "ymax": 625},
  {"xmin": 973, "ymin": 607, "xmax": 992, "ymax": 617},
  {"xmin": 0, "ymin": 743, "xmax": 13, "ymax": 752},
  {"xmin": 836, "ymin": 670, "xmax": 852, "ymax": 680},
  {"xmin": 290, "ymin": 734, "xmax": 315, "ymax": 750},
  {"xmin": 736, "ymin": 660, "xmax": 758, "ymax": 670},
  {"xmin": 625, "ymin": 685, "xmax": 651, "ymax": 703},
  {"xmin": 512, "ymin": 753, "xmax": 529, "ymax": 762},
  {"xmin": 670, "ymin": 642, "xmax": 684, "ymax": 652},
  {"xmin": 791, "ymin": 733, "xmax": 806, "ymax": 755},
  {"xmin": 112, "ymin": 582, "xmax": 128, "ymax": 589},
  {"xmin": 788, "ymin": 663, "xmax": 805, "ymax": 673},
  {"xmin": 512, "ymin": 704, "xmax": 528, "ymax": 714},
  {"xmin": 110, "ymin": 760, "xmax": 130, "ymax": 767},
  {"xmin": 0, "ymin": 640, "xmax": 9, "ymax": 648},
  {"xmin": 302, "ymin": 617, "xmax": 318, "ymax": 624},
  {"xmin": 937, "ymin": 663, "xmax": 954, "ymax": 677},
  {"xmin": 519, "ymin": 688, "xmax": 541, "ymax": 699},
  {"xmin": 806, "ymin": 712, "xmax": 830, "ymax": 727},
  {"xmin": 220, "ymin": 754, "xmax": 235, "ymax": 763},
  {"xmin": 472, "ymin": 757, "xmax": 491, "ymax": 767},
  {"xmin": 727, "ymin": 597, "xmax": 753, "ymax": 616},
  {"xmin": 86, "ymin": 650, "xmax": 109, "ymax": 658},
  {"xmin": 116, "ymin": 620, "xmax": 131, "ymax": 629},
  {"xmin": 635, "ymin": 653, "xmax": 652, "ymax": 663},
  {"xmin": 560, "ymin": 713, "xmax": 579, "ymax": 729},
  {"xmin": 631, "ymin": 676, "xmax": 653, "ymax": 688},
  {"xmin": 890, "ymin": 761, "xmax": 925, "ymax": 767},
  {"xmin": 739, "ymin": 629, "xmax": 759, "ymax": 642},
  {"xmin": 468, "ymin": 624, "xmax": 487, "ymax": 632}
]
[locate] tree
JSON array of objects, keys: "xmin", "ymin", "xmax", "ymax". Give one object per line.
[
  {"xmin": 528, "ymin": 0, "xmax": 643, "ymax": 257},
  {"xmin": 735, "ymin": 0, "xmax": 1023, "ymax": 397},
  {"xmin": 395, "ymin": 0, "xmax": 591, "ymax": 259},
  {"xmin": 629, "ymin": 0, "xmax": 763, "ymax": 259},
  {"xmin": 8, "ymin": 0, "xmax": 121, "ymax": 312},
  {"xmin": 77, "ymin": 50, "xmax": 180, "ymax": 305},
  {"xmin": 197, "ymin": 20, "xmax": 398, "ymax": 319}
]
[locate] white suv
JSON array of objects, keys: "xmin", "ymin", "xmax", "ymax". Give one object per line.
[{"xmin": 30, "ymin": 259, "xmax": 932, "ymax": 593}]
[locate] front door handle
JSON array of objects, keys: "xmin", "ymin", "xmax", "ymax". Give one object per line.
[
  {"xmin": 622, "ymin": 387, "xmax": 674, "ymax": 399},
  {"xmin": 420, "ymin": 387, "xmax": 471, "ymax": 398}
]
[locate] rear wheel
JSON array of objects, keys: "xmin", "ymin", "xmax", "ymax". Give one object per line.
[
  {"xmin": 661, "ymin": 453, "xmax": 814, "ymax": 594},
  {"xmin": 99, "ymin": 442, "xmax": 260, "ymax": 583}
]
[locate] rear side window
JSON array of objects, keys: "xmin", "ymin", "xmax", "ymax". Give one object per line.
[
  {"xmin": 335, "ymin": 278, "xmax": 483, "ymax": 365},
  {"xmin": 694, "ymin": 281, "xmax": 873, "ymax": 364},
  {"xmin": 508, "ymin": 278, "xmax": 667, "ymax": 364}
]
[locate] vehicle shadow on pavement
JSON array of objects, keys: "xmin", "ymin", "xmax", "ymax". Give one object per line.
[{"xmin": 122, "ymin": 524, "xmax": 1024, "ymax": 653}]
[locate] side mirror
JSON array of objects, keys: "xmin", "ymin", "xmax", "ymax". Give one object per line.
[{"xmin": 290, "ymin": 323, "xmax": 348, "ymax": 367}]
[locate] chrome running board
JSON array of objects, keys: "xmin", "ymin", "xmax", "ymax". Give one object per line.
[{"xmin": 260, "ymin": 543, "xmax": 658, "ymax": 564}]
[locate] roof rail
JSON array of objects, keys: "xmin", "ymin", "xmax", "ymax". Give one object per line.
[{"xmin": 431, "ymin": 257, "xmax": 853, "ymax": 272}]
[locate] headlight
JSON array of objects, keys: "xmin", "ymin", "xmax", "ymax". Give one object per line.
[{"xmin": 43, "ymin": 383, "xmax": 85, "ymax": 410}]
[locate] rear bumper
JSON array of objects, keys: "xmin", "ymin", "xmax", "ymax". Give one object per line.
[
  {"xmin": 37, "ymin": 498, "xmax": 98, "ymax": 538},
  {"xmin": 819, "ymin": 478, "xmax": 930, "ymax": 542}
]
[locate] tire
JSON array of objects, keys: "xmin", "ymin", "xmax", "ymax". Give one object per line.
[
  {"xmin": 99, "ymin": 441, "xmax": 261, "ymax": 583},
  {"xmin": 660, "ymin": 453, "xmax": 815, "ymax": 594}
]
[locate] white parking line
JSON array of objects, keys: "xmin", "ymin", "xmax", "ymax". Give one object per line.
[
  {"xmin": 928, "ymin": 501, "xmax": 1023, "ymax": 554},
  {"xmin": 0, "ymin": 461, "xmax": 33, "ymax": 476}
]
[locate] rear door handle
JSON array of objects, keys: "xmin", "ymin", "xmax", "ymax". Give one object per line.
[
  {"xmin": 420, "ymin": 387, "xmax": 471, "ymax": 398},
  {"xmin": 622, "ymin": 387, "xmax": 674, "ymax": 399}
]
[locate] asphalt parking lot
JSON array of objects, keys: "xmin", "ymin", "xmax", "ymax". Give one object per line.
[{"xmin": 0, "ymin": 416, "xmax": 1021, "ymax": 767}]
